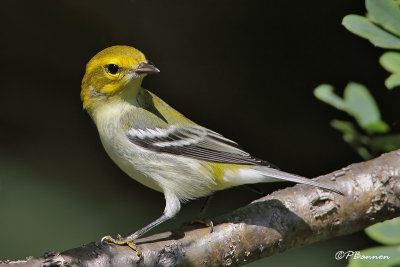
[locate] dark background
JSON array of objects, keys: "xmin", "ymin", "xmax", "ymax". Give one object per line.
[{"xmin": 1, "ymin": 1, "xmax": 399, "ymax": 266}]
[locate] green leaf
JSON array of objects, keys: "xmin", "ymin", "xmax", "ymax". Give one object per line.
[
  {"xmin": 364, "ymin": 121, "xmax": 390, "ymax": 133},
  {"xmin": 379, "ymin": 52, "xmax": 400, "ymax": 72},
  {"xmin": 366, "ymin": 0, "xmax": 400, "ymax": 37},
  {"xmin": 331, "ymin": 120, "xmax": 358, "ymax": 141},
  {"xmin": 344, "ymin": 82, "xmax": 383, "ymax": 131},
  {"xmin": 385, "ymin": 72, "xmax": 400, "ymax": 89},
  {"xmin": 347, "ymin": 246, "xmax": 400, "ymax": 267},
  {"xmin": 314, "ymin": 83, "xmax": 389, "ymax": 134},
  {"xmin": 342, "ymin": 15, "xmax": 400, "ymax": 49},
  {"xmin": 314, "ymin": 84, "xmax": 347, "ymax": 111},
  {"xmin": 379, "ymin": 52, "xmax": 400, "ymax": 89},
  {"xmin": 366, "ymin": 217, "xmax": 400, "ymax": 245}
]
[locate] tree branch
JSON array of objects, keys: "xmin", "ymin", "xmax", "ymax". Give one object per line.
[{"xmin": 2, "ymin": 150, "xmax": 400, "ymax": 267}]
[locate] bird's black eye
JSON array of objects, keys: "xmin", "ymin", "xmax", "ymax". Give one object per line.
[{"xmin": 106, "ymin": 64, "xmax": 120, "ymax": 75}]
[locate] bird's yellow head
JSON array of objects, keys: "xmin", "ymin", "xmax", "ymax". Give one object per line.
[{"xmin": 81, "ymin": 45, "xmax": 159, "ymax": 110}]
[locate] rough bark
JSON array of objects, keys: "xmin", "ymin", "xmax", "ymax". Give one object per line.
[{"xmin": 2, "ymin": 150, "xmax": 400, "ymax": 267}]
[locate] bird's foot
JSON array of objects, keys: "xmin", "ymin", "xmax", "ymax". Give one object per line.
[
  {"xmin": 101, "ymin": 235, "xmax": 141, "ymax": 257},
  {"xmin": 182, "ymin": 218, "xmax": 214, "ymax": 233}
]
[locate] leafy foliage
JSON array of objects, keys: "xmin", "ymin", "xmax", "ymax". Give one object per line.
[
  {"xmin": 380, "ymin": 51, "xmax": 400, "ymax": 89},
  {"xmin": 365, "ymin": 217, "xmax": 400, "ymax": 245},
  {"xmin": 347, "ymin": 218, "xmax": 400, "ymax": 267},
  {"xmin": 315, "ymin": 0, "xmax": 400, "ymax": 159},
  {"xmin": 315, "ymin": 1, "xmax": 400, "ymax": 266},
  {"xmin": 343, "ymin": 15, "xmax": 400, "ymax": 49},
  {"xmin": 313, "ymin": 83, "xmax": 396, "ymax": 160},
  {"xmin": 343, "ymin": 0, "xmax": 400, "ymax": 89}
]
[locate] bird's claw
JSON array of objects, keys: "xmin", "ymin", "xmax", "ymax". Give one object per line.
[
  {"xmin": 183, "ymin": 218, "xmax": 214, "ymax": 233},
  {"xmin": 101, "ymin": 235, "xmax": 141, "ymax": 257}
]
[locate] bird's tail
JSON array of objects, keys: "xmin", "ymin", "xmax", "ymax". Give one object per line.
[{"xmin": 249, "ymin": 166, "xmax": 344, "ymax": 195}]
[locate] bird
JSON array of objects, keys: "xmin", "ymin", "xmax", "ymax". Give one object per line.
[{"xmin": 81, "ymin": 45, "xmax": 343, "ymax": 254}]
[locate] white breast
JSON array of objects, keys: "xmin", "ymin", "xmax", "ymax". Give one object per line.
[{"xmin": 93, "ymin": 100, "xmax": 164, "ymax": 192}]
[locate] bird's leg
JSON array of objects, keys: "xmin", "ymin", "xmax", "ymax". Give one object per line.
[
  {"xmin": 102, "ymin": 215, "xmax": 170, "ymax": 256},
  {"xmin": 182, "ymin": 195, "xmax": 214, "ymax": 233},
  {"xmin": 102, "ymin": 192, "xmax": 181, "ymax": 256},
  {"xmin": 199, "ymin": 194, "xmax": 214, "ymax": 218}
]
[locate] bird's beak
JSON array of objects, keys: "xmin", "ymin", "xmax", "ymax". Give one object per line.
[{"xmin": 135, "ymin": 62, "xmax": 160, "ymax": 74}]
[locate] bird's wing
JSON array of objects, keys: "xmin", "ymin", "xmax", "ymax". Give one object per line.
[{"xmin": 126, "ymin": 124, "xmax": 268, "ymax": 165}]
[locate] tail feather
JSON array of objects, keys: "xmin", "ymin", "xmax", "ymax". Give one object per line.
[{"xmin": 255, "ymin": 167, "xmax": 344, "ymax": 195}]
